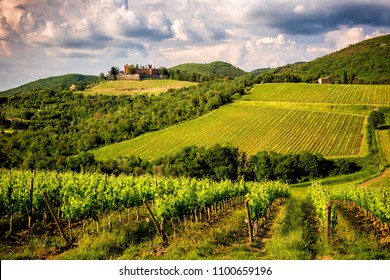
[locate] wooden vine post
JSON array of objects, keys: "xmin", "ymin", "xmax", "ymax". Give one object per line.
[
  {"xmin": 28, "ymin": 178, "xmax": 34, "ymax": 228},
  {"xmin": 43, "ymin": 191, "xmax": 68, "ymax": 245},
  {"xmin": 143, "ymin": 199, "xmax": 167, "ymax": 243},
  {"xmin": 325, "ymin": 202, "xmax": 332, "ymax": 239},
  {"xmin": 7, "ymin": 186, "xmax": 13, "ymax": 234},
  {"xmin": 245, "ymin": 199, "xmax": 254, "ymax": 244}
]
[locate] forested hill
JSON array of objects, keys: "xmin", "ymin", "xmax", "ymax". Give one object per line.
[
  {"xmin": 0, "ymin": 74, "xmax": 100, "ymax": 97},
  {"xmin": 271, "ymin": 34, "xmax": 390, "ymax": 84},
  {"xmin": 169, "ymin": 61, "xmax": 247, "ymax": 80}
]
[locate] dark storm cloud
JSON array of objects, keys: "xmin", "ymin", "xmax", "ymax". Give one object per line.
[
  {"xmin": 60, "ymin": 38, "xmax": 107, "ymax": 50},
  {"xmin": 57, "ymin": 32, "xmax": 114, "ymax": 50},
  {"xmin": 121, "ymin": 26, "xmax": 172, "ymax": 41},
  {"xmin": 252, "ymin": 2, "xmax": 390, "ymax": 35}
]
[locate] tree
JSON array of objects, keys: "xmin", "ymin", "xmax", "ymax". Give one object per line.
[
  {"xmin": 109, "ymin": 66, "xmax": 118, "ymax": 80},
  {"xmin": 298, "ymin": 151, "xmax": 327, "ymax": 179},
  {"xmin": 158, "ymin": 67, "xmax": 169, "ymax": 76},
  {"xmin": 368, "ymin": 110, "xmax": 385, "ymax": 129},
  {"xmin": 204, "ymin": 144, "xmax": 239, "ymax": 181},
  {"xmin": 128, "ymin": 64, "xmax": 136, "ymax": 74},
  {"xmin": 249, "ymin": 151, "xmax": 275, "ymax": 181},
  {"xmin": 110, "ymin": 66, "xmax": 118, "ymax": 76},
  {"xmin": 274, "ymin": 154, "xmax": 300, "ymax": 183},
  {"xmin": 343, "ymin": 69, "xmax": 348, "ymax": 84},
  {"xmin": 99, "ymin": 73, "xmax": 106, "ymax": 81},
  {"xmin": 66, "ymin": 151, "xmax": 96, "ymax": 173}
]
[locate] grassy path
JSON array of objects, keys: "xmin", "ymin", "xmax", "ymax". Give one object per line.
[
  {"xmin": 118, "ymin": 191, "xmax": 321, "ymax": 260},
  {"xmin": 322, "ymin": 204, "xmax": 390, "ymax": 259},
  {"xmin": 378, "ymin": 129, "xmax": 390, "ymax": 165},
  {"xmin": 358, "ymin": 167, "xmax": 390, "ymax": 188},
  {"xmin": 258, "ymin": 189, "xmax": 390, "ymax": 260},
  {"xmin": 119, "ymin": 207, "xmax": 260, "ymax": 260},
  {"xmin": 259, "ymin": 194, "xmax": 318, "ymax": 259}
]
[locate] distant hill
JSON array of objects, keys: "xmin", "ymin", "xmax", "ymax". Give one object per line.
[
  {"xmin": 169, "ymin": 61, "xmax": 247, "ymax": 80},
  {"xmin": 272, "ymin": 34, "xmax": 390, "ymax": 84},
  {"xmin": 0, "ymin": 74, "xmax": 100, "ymax": 97},
  {"xmin": 250, "ymin": 68, "xmax": 272, "ymax": 75}
]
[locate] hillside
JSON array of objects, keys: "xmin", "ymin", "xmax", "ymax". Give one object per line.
[
  {"xmin": 169, "ymin": 61, "xmax": 247, "ymax": 79},
  {"xmin": 93, "ymin": 100, "xmax": 365, "ymax": 161},
  {"xmin": 0, "ymin": 76, "xmax": 252, "ymax": 170},
  {"xmin": 0, "ymin": 74, "xmax": 100, "ymax": 97},
  {"xmin": 83, "ymin": 80, "xmax": 197, "ymax": 96},
  {"xmin": 93, "ymin": 84, "xmax": 390, "ymax": 161},
  {"xmin": 272, "ymin": 34, "xmax": 390, "ymax": 84}
]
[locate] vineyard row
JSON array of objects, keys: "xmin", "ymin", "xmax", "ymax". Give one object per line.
[
  {"xmin": 308, "ymin": 184, "xmax": 390, "ymax": 236},
  {"xmin": 0, "ymin": 169, "xmax": 290, "ymax": 243},
  {"xmin": 248, "ymin": 84, "xmax": 390, "ymax": 104},
  {"xmin": 94, "ymin": 102, "xmax": 365, "ymax": 160}
]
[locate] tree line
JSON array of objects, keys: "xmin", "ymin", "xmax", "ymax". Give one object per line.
[{"xmin": 71, "ymin": 144, "xmax": 360, "ymax": 184}]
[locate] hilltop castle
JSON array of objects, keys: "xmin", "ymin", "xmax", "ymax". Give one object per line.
[{"xmin": 117, "ymin": 64, "xmax": 167, "ymax": 80}]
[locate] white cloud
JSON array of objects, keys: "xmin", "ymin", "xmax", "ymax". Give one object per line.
[
  {"xmin": 147, "ymin": 11, "xmax": 172, "ymax": 38},
  {"xmin": 324, "ymin": 26, "xmax": 389, "ymax": 50},
  {"xmin": 188, "ymin": 17, "xmax": 226, "ymax": 42},
  {"xmin": 294, "ymin": 5, "xmax": 305, "ymax": 13},
  {"xmin": 171, "ymin": 19, "xmax": 189, "ymax": 41},
  {"xmin": 255, "ymin": 34, "xmax": 295, "ymax": 47},
  {"xmin": 0, "ymin": 15, "xmax": 12, "ymax": 56},
  {"xmin": 161, "ymin": 33, "xmax": 309, "ymax": 71}
]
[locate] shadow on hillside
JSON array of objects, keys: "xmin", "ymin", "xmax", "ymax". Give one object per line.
[{"xmin": 378, "ymin": 125, "xmax": 390, "ymax": 130}]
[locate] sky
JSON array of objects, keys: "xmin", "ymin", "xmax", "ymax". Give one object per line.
[{"xmin": 0, "ymin": 0, "xmax": 389, "ymax": 91}]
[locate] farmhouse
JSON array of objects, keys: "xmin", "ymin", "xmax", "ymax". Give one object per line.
[
  {"xmin": 318, "ymin": 77, "xmax": 332, "ymax": 84},
  {"xmin": 117, "ymin": 64, "xmax": 167, "ymax": 80}
]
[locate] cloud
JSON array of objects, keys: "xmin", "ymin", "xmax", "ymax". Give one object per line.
[
  {"xmin": 0, "ymin": 16, "xmax": 12, "ymax": 55},
  {"xmin": 248, "ymin": 1, "xmax": 390, "ymax": 35},
  {"xmin": 171, "ymin": 19, "xmax": 189, "ymax": 41},
  {"xmin": 294, "ymin": 5, "xmax": 306, "ymax": 14},
  {"xmin": 85, "ymin": 1, "xmax": 173, "ymax": 41},
  {"xmin": 324, "ymin": 26, "xmax": 388, "ymax": 50},
  {"xmin": 187, "ymin": 17, "xmax": 227, "ymax": 42},
  {"xmin": 254, "ymin": 34, "xmax": 295, "ymax": 47},
  {"xmin": 147, "ymin": 11, "xmax": 173, "ymax": 39},
  {"xmin": 0, "ymin": 0, "xmax": 173, "ymax": 53},
  {"xmin": 0, "ymin": 0, "xmax": 390, "ymax": 91},
  {"xmin": 160, "ymin": 33, "xmax": 304, "ymax": 71},
  {"xmin": 324, "ymin": 27, "xmax": 368, "ymax": 49},
  {"xmin": 26, "ymin": 20, "xmax": 112, "ymax": 50}
]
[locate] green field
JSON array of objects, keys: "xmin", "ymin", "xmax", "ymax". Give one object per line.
[
  {"xmin": 83, "ymin": 80, "xmax": 196, "ymax": 95},
  {"xmin": 93, "ymin": 101, "xmax": 365, "ymax": 160},
  {"xmin": 245, "ymin": 83, "xmax": 390, "ymax": 104},
  {"xmin": 93, "ymin": 83, "xmax": 390, "ymax": 161}
]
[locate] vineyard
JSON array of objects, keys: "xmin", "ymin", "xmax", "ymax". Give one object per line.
[
  {"xmin": 245, "ymin": 83, "xmax": 390, "ymax": 104},
  {"xmin": 2, "ymin": 82, "xmax": 390, "ymax": 260},
  {"xmin": 1, "ymin": 168, "xmax": 389, "ymax": 260},
  {"xmin": 308, "ymin": 183, "xmax": 390, "ymax": 235},
  {"xmin": 93, "ymin": 101, "xmax": 365, "ymax": 161},
  {"xmin": 0, "ymin": 170, "xmax": 289, "ymax": 245},
  {"xmin": 379, "ymin": 130, "xmax": 390, "ymax": 164}
]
